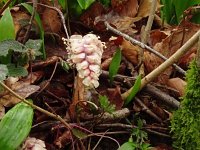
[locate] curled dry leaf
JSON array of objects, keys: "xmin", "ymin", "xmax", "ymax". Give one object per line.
[
  {"xmin": 167, "ymin": 78, "xmax": 186, "ymax": 97},
  {"xmin": 0, "ymin": 72, "xmax": 42, "ymax": 107}
]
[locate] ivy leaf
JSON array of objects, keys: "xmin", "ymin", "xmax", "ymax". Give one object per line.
[
  {"xmin": 99, "ymin": 95, "xmax": 115, "ymax": 114},
  {"xmin": 0, "ymin": 40, "xmax": 24, "ymax": 57},
  {"xmin": 109, "ymin": 48, "xmax": 122, "ymax": 84},
  {"xmin": 124, "ymin": 75, "xmax": 141, "ymax": 106},
  {"xmin": 7, "ymin": 64, "xmax": 28, "ymax": 77},
  {"xmin": 0, "ymin": 8, "xmax": 15, "ymax": 41},
  {"xmin": 77, "ymin": 0, "xmax": 95, "ymax": 10},
  {"xmin": 0, "ymin": 64, "xmax": 8, "ymax": 81}
]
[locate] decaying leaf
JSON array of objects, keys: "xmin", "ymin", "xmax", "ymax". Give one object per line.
[
  {"xmin": 0, "ymin": 72, "xmax": 41, "ymax": 107},
  {"xmin": 120, "ymin": 39, "xmax": 139, "ymax": 66},
  {"xmin": 112, "ymin": 0, "xmax": 139, "ymax": 17},
  {"xmin": 42, "ymin": 8, "xmax": 62, "ymax": 33},
  {"xmin": 167, "ymin": 78, "xmax": 186, "ymax": 97},
  {"xmin": 137, "ymin": 0, "xmax": 160, "ymax": 18},
  {"xmin": 0, "ymin": 104, "xmax": 5, "ymax": 119},
  {"xmin": 144, "ymin": 22, "xmax": 200, "ymax": 84}
]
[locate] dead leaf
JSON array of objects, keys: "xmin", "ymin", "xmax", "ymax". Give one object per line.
[
  {"xmin": 0, "ymin": 104, "xmax": 5, "ymax": 119},
  {"xmin": 42, "ymin": 8, "xmax": 62, "ymax": 33},
  {"xmin": 167, "ymin": 78, "xmax": 186, "ymax": 97},
  {"xmin": 137, "ymin": 0, "xmax": 160, "ymax": 18},
  {"xmin": 95, "ymin": 11, "xmax": 141, "ymax": 35},
  {"xmin": 0, "ymin": 72, "xmax": 41, "ymax": 107},
  {"xmin": 112, "ymin": 0, "xmax": 139, "ymax": 17},
  {"xmin": 121, "ymin": 39, "xmax": 139, "ymax": 65},
  {"xmin": 144, "ymin": 22, "xmax": 200, "ymax": 84},
  {"xmin": 54, "ymin": 131, "xmax": 71, "ymax": 149}
]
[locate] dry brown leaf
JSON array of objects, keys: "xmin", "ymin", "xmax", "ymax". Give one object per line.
[
  {"xmin": 167, "ymin": 78, "xmax": 186, "ymax": 97},
  {"xmin": 150, "ymin": 29, "xmax": 170, "ymax": 46},
  {"xmin": 121, "ymin": 39, "xmax": 139, "ymax": 65},
  {"xmin": 137, "ymin": 0, "xmax": 160, "ymax": 18},
  {"xmin": 0, "ymin": 73, "xmax": 41, "ymax": 107},
  {"xmin": 0, "ymin": 104, "xmax": 5, "ymax": 119},
  {"xmin": 144, "ymin": 22, "xmax": 200, "ymax": 84},
  {"xmin": 95, "ymin": 11, "xmax": 141, "ymax": 35},
  {"xmin": 42, "ymin": 8, "xmax": 62, "ymax": 33},
  {"xmin": 112, "ymin": 0, "xmax": 139, "ymax": 17}
]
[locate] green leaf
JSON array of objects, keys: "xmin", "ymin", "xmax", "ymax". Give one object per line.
[
  {"xmin": 58, "ymin": 0, "xmax": 67, "ymax": 11},
  {"xmin": 7, "ymin": 64, "xmax": 28, "ymax": 77},
  {"xmin": 0, "ymin": 40, "xmax": 24, "ymax": 57},
  {"xmin": 0, "ymin": 8, "xmax": 15, "ymax": 41},
  {"xmin": 109, "ymin": 48, "xmax": 122, "ymax": 84},
  {"xmin": 25, "ymin": 39, "xmax": 42, "ymax": 56},
  {"xmin": 22, "ymin": 3, "xmax": 46, "ymax": 59},
  {"xmin": 99, "ymin": 95, "xmax": 115, "ymax": 114},
  {"xmin": 77, "ymin": 0, "xmax": 95, "ymax": 10},
  {"xmin": 0, "ymin": 64, "xmax": 8, "ymax": 81},
  {"xmin": 25, "ymin": 39, "xmax": 42, "ymax": 51},
  {"xmin": 124, "ymin": 75, "xmax": 141, "ymax": 106},
  {"xmin": 60, "ymin": 59, "xmax": 70, "ymax": 72},
  {"xmin": 72, "ymin": 128, "xmax": 88, "ymax": 139},
  {"xmin": 118, "ymin": 142, "xmax": 136, "ymax": 150},
  {"xmin": 0, "ymin": 101, "xmax": 33, "ymax": 150}
]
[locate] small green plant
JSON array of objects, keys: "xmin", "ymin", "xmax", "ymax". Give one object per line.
[
  {"xmin": 161, "ymin": 0, "xmax": 200, "ymax": 24},
  {"xmin": 171, "ymin": 60, "xmax": 200, "ymax": 149},
  {"xmin": 99, "ymin": 95, "xmax": 116, "ymax": 114},
  {"xmin": 118, "ymin": 119, "xmax": 151, "ymax": 150},
  {"xmin": 109, "ymin": 48, "xmax": 122, "ymax": 84},
  {"xmin": 124, "ymin": 75, "xmax": 141, "ymax": 106}
]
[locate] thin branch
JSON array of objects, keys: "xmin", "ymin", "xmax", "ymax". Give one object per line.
[
  {"xmin": 22, "ymin": 0, "xmax": 37, "ymax": 44},
  {"xmin": 135, "ymin": 97, "xmax": 162, "ymax": 123},
  {"xmin": 0, "ymin": 81, "xmax": 71, "ymax": 130},
  {"xmin": 23, "ymin": 2, "xmax": 69, "ymax": 39},
  {"xmin": 105, "ymin": 22, "xmax": 186, "ymax": 75},
  {"xmin": 122, "ymin": 30, "xmax": 200, "ymax": 100},
  {"xmin": 0, "ymin": 0, "xmax": 12, "ymax": 15}
]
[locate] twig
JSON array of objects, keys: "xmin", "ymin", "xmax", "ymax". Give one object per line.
[
  {"xmin": 36, "ymin": 3, "xmax": 69, "ymax": 39},
  {"xmin": 23, "ymin": 2, "xmax": 69, "ymax": 39},
  {"xmin": 0, "ymin": 0, "xmax": 12, "ymax": 15},
  {"xmin": 139, "ymin": 0, "xmax": 157, "ymax": 76},
  {"xmin": 122, "ymin": 30, "xmax": 200, "ymax": 100},
  {"xmin": 144, "ymin": 84, "xmax": 180, "ymax": 108},
  {"xmin": 135, "ymin": 97, "xmax": 162, "ymax": 123},
  {"xmin": 22, "ymin": 0, "xmax": 37, "ymax": 44},
  {"xmin": 35, "ymin": 60, "xmax": 58, "ymax": 97},
  {"xmin": 0, "ymin": 81, "xmax": 71, "ymax": 130},
  {"xmin": 105, "ymin": 22, "xmax": 186, "ymax": 75}
]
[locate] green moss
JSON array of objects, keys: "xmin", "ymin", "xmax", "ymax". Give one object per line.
[{"xmin": 171, "ymin": 60, "xmax": 200, "ymax": 150}]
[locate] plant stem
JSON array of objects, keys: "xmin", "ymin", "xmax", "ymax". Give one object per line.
[{"xmin": 0, "ymin": 81, "xmax": 71, "ymax": 130}]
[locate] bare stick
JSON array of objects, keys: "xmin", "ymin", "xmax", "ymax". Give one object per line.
[
  {"xmin": 122, "ymin": 30, "xmax": 200, "ymax": 100},
  {"xmin": 105, "ymin": 22, "xmax": 186, "ymax": 75},
  {"xmin": 0, "ymin": 0, "xmax": 12, "ymax": 15},
  {"xmin": 138, "ymin": 0, "xmax": 157, "ymax": 76},
  {"xmin": 0, "ymin": 81, "xmax": 71, "ymax": 130}
]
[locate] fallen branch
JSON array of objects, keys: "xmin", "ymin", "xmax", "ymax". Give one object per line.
[
  {"xmin": 122, "ymin": 30, "xmax": 200, "ymax": 100},
  {"xmin": 105, "ymin": 22, "xmax": 186, "ymax": 75},
  {"xmin": 0, "ymin": 81, "xmax": 71, "ymax": 130}
]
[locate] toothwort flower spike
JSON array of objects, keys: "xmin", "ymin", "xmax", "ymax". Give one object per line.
[{"xmin": 62, "ymin": 34, "xmax": 105, "ymax": 89}]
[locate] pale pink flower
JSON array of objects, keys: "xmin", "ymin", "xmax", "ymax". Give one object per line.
[{"xmin": 63, "ymin": 34, "xmax": 105, "ymax": 88}]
